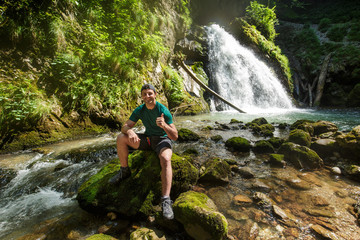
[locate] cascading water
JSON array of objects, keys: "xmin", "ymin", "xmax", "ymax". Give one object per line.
[{"xmin": 206, "ymin": 24, "xmax": 294, "ymax": 113}]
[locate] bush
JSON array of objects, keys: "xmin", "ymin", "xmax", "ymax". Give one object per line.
[
  {"xmin": 318, "ymin": 18, "xmax": 332, "ymax": 33},
  {"xmin": 327, "ymin": 24, "xmax": 348, "ymax": 42},
  {"xmin": 245, "ymin": 1, "xmax": 279, "ymax": 41}
]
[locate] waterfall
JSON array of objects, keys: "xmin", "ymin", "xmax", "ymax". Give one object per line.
[{"xmin": 206, "ymin": 24, "xmax": 294, "ymax": 113}]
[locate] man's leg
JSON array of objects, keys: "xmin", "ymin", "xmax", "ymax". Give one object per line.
[
  {"xmin": 159, "ymin": 147, "xmax": 174, "ymax": 220},
  {"xmin": 109, "ymin": 133, "xmax": 141, "ymax": 184},
  {"xmin": 159, "ymin": 148, "xmax": 173, "ymax": 196}
]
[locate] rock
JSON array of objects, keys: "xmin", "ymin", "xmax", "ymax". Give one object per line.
[
  {"xmin": 208, "ymin": 186, "xmax": 233, "ymax": 211},
  {"xmin": 311, "ymin": 224, "xmax": 340, "ymax": 240},
  {"xmin": 230, "ymin": 119, "xmax": 242, "ymax": 124},
  {"xmin": 290, "ymin": 119, "xmax": 315, "ymax": 135},
  {"xmin": 236, "ymin": 220, "xmax": 259, "ymax": 240},
  {"xmin": 278, "ymin": 142, "xmax": 324, "ymax": 170},
  {"xmin": 344, "ymin": 165, "xmax": 360, "ymax": 182},
  {"xmin": 225, "ymin": 137, "xmax": 251, "ymax": 152},
  {"xmin": 173, "ymin": 191, "xmax": 228, "ymax": 240},
  {"xmin": 233, "ymin": 194, "xmax": 253, "ymax": 205},
  {"xmin": 286, "ymin": 178, "xmax": 312, "ymax": 190},
  {"xmin": 347, "ymin": 83, "xmax": 360, "ymax": 107},
  {"xmin": 0, "ymin": 168, "xmax": 16, "ymax": 188},
  {"xmin": 288, "ymin": 129, "xmax": 311, "ymax": 147},
  {"xmin": 253, "ymin": 140, "xmax": 275, "ymax": 153},
  {"xmin": 77, "ymin": 151, "xmax": 198, "ymax": 216},
  {"xmin": 269, "ymin": 154, "xmax": 286, "ymax": 168},
  {"xmin": 304, "ymin": 208, "xmax": 336, "ymax": 218},
  {"xmin": 330, "ymin": 167, "xmax": 342, "ymax": 175},
  {"xmin": 253, "ymin": 192, "xmax": 273, "ymax": 208},
  {"xmin": 335, "ymin": 125, "xmax": 360, "ymax": 160},
  {"xmin": 178, "ymin": 128, "xmax": 200, "ymax": 142},
  {"xmin": 268, "ymin": 137, "xmax": 285, "ymax": 149},
  {"xmin": 251, "ymin": 180, "xmax": 271, "ymax": 193},
  {"xmin": 311, "ymin": 121, "xmax": 338, "ymax": 136},
  {"xmin": 129, "ymin": 227, "xmax": 166, "ymax": 240},
  {"xmin": 310, "ymin": 138, "xmax": 337, "ymax": 159},
  {"xmin": 199, "ymin": 158, "xmax": 231, "ymax": 185},
  {"xmin": 252, "ymin": 123, "xmax": 275, "ymax": 137},
  {"xmin": 226, "ymin": 210, "xmax": 250, "ymax": 221},
  {"xmin": 251, "ymin": 118, "xmax": 268, "ymax": 125},
  {"xmin": 211, "ymin": 135, "xmax": 223, "ymax": 142},
  {"xmin": 86, "ymin": 234, "xmax": 117, "ymax": 240},
  {"xmin": 272, "ymin": 205, "xmax": 299, "ymax": 227},
  {"xmin": 237, "ymin": 167, "xmax": 255, "ymax": 179}
]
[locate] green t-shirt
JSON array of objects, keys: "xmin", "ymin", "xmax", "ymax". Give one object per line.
[{"xmin": 129, "ymin": 101, "xmax": 173, "ymax": 136}]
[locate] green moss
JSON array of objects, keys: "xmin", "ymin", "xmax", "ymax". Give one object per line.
[
  {"xmin": 253, "ymin": 140, "xmax": 275, "ymax": 153},
  {"xmin": 327, "ymin": 24, "xmax": 348, "ymax": 42},
  {"xmin": 269, "ymin": 154, "xmax": 285, "ymax": 167},
  {"xmin": 178, "ymin": 128, "xmax": 200, "ymax": 142},
  {"xmin": 232, "ymin": 18, "xmax": 293, "ymax": 91},
  {"xmin": 289, "ymin": 129, "xmax": 311, "ymax": 147},
  {"xmin": 225, "ymin": 137, "xmax": 251, "ymax": 152},
  {"xmin": 173, "ymin": 191, "xmax": 228, "ymax": 240},
  {"xmin": 211, "ymin": 135, "xmax": 223, "ymax": 142},
  {"xmin": 200, "ymin": 158, "xmax": 230, "ymax": 184},
  {"xmin": 86, "ymin": 234, "xmax": 117, "ymax": 240},
  {"xmin": 268, "ymin": 137, "xmax": 285, "ymax": 149}
]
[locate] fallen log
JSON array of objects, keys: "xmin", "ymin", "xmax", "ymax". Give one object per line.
[{"xmin": 179, "ymin": 61, "xmax": 246, "ymax": 113}]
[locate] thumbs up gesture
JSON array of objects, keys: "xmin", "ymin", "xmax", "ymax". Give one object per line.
[{"xmin": 156, "ymin": 113, "xmax": 166, "ymax": 128}]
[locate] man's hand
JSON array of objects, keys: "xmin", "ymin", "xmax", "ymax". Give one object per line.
[
  {"xmin": 127, "ymin": 129, "xmax": 140, "ymax": 144},
  {"xmin": 156, "ymin": 113, "xmax": 166, "ymax": 128}
]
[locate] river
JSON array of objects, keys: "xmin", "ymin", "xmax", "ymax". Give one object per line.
[{"xmin": 0, "ymin": 108, "xmax": 359, "ymax": 239}]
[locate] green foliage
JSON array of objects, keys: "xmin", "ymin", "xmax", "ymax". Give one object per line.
[
  {"xmin": 245, "ymin": 1, "xmax": 279, "ymax": 41},
  {"xmin": 348, "ymin": 21, "xmax": 360, "ymax": 42},
  {"xmin": 163, "ymin": 67, "xmax": 185, "ymax": 109},
  {"xmin": 326, "ymin": 24, "xmax": 348, "ymax": 42},
  {"xmin": 318, "ymin": 18, "xmax": 331, "ymax": 33},
  {"xmin": 0, "ymin": 76, "xmax": 53, "ymax": 137},
  {"xmin": 293, "ymin": 27, "xmax": 323, "ymax": 72},
  {"xmin": 238, "ymin": 18, "xmax": 293, "ymax": 91}
]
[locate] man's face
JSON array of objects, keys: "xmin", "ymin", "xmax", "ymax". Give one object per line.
[{"xmin": 141, "ymin": 89, "xmax": 156, "ymax": 105}]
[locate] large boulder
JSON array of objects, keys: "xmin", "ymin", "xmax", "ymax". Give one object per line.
[
  {"xmin": 335, "ymin": 125, "xmax": 360, "ymax": 160},
  {"xmin": 76, "ymin": 151, "xmax": 198, "ymax": 216},
  {"xmin": 253, "ymin": 140, "xmax": 275, "ymax": 153},
  {"xmin": 278, "ymin": 142, "xmax": 323, "ymax": 170},
  {"xmin": 199, "ymin": 158, "xmax": 231, "ymax": 185},
  {"xmin": 225, "ymin": 137, "xmax": 251, "ymax": 152},
  {"xmin": 311, "ymin": 121, "xmax": 338, "ymax": 136},
  {"xmin": 173, "ymin": 191, "xmax": 228, "ymax": 240},
  {"xmin": 310, "ymin": 138, "xmax": 338, "ymax": 159},
  {"xmin": 178, "ymin": 128, "xmax": 201, "ymax": 142},
  {"xmin": 288, "ymin": 129, "xmax": 311, "ymax": 147}
]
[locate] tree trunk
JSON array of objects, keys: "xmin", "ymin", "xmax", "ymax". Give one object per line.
[
  {"xmin": 313, "ymin": 53, "xmax": 332, "ymax": 107},
  {"xmin": 179, "ymin": 61, "xmax": 246, "ymax": 113}
]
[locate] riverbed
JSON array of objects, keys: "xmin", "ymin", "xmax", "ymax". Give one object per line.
[{"xmin": 0, "ymin": 108, "xmax": 359, "ymax": 239}]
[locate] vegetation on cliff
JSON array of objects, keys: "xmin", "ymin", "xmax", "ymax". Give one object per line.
[{"xmin": 0, "ymin": 0, "xmax": 192, "ymax": 150}]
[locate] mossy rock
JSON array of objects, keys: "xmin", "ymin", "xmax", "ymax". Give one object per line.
[
  {"xmin": 268, "ymin": 137, "xmax": 285, "ymax": 149},
  {"xmin": 230, "ymin": 119, "xmax": 242, "ymax": 124},
  {"xmin": 251, "ymin": 117, "xmax": 268, "ymax": 125},
  {"xmin": 288, "ymin": 129, "xmax": 311, "ymax": 147},
  {"xmin": 336, "ymin": 127, "xmax": 360, "ymax": 161},
  {"xmin": 278, "ymin": 142, "xmax": 323, "ymax": 170},
  {"xmin": 129, "ymin": 227, "xmax": 166, "ymax": 240},
  {"xmin": 269, "ymin": 154, "xmax": 286, "ymax": 168},
  {"xmin": 199, "ymin": 158, "xmax": 231, "ymax": 185},
  {"xmin": 211, "ymin": 135, "xmax": 223, "ymax": 142},
  {"xmin": 290, "ymin": 120, "xmax": 315, "ymax": 135},
  {"xmin": 248, "ymin": 123, "xmax": 275, "ymax": 137},
  {"xmin": 311, "ymin": 121, "xmax": 338, "ymax": 136},
  {"xmin": 77, "ymin": 151, "xmax": 198, "ymax": 217},
  {"xmin": 86, "ymin": 234, "xmax": 117, "ymax": 240},
  {"xmin": 178, "ymin": 128, "xmax": 200, "ymax": 142},
  {"xmin": 173, "ymin": 191, "xmax": 228, "ymax": 240},
  {"xmin": 347, "ymin": 83, "xmax": 360, "ymax": 107},
  {"xmin": 310, "ymin": 138, "xmax": 338, "ymax": 159},
  {"xmin": 253, "ymin": 140, "xmax": 275, "ymax": 153},
  {"xmin": 225, "ymin": 137, "xmax": 251, "ymax": 152},
  {"xmin": 344, "ymin": 165, "xmax": 360, "ymax": 182}
]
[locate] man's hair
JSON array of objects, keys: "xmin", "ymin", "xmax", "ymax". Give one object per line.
[{"xmin": 141, "ymin": 83, "xmax": 156, "ymax": 93}]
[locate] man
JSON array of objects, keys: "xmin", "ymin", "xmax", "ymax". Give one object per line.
[{"xmin": 109, "ymin": 83, "xmax": 178, "ymax": 220}]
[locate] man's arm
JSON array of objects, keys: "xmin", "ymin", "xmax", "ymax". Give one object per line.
[
  {"xmin": 156, "ymin": 114, "xmax": 178, "ymax": 141},
  {"xmin": 121, "ymin": 119, "xmax": 140, "ymax": 144}
]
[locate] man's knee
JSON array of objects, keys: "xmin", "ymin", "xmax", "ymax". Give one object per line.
[
  {"xmin": 117, "ymin": 133, "xmax": 128, "ymax": 145},
  {"xmin": 159, "ymin": 148, "xmax": 172, "ymax": 165}
]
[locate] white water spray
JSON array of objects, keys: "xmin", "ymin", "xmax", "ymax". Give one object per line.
[{"xmin": 206, "ymin": 24, "xmax": 294, "ymax": 113}]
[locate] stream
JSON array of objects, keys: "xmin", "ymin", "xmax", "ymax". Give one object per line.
[{"xmin": 0, "ymin": 108, "xmax": 359, "ymax": 239}]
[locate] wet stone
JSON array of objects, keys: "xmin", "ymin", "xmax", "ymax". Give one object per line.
[
  {"xmin": 304, "ymin": 207, "xmax": 337, "ymax": 218},
  {"xmin": 226, "ymin": 210, "xmax": 250, "ymax": 221},
  {"xmin": 237, "ymin": 166, "xmax": 255, "ymax": 178},
  {"xmin": 233, "ymin": 194, "xmax": 253, "ymax": 205},
  {"xmin": 251, "ymin": 179, "xmax": 271, "ymax": 193},
  {"xmin": 311, "ymin": 195, "xmax": 330, "ymax": 207},
  {"xmin": 311, "ymin": 224, "xmax": 340, "ymax": 240},
  {"xmin": 286, "ymin": 178, "xmax": 312, "ymax": 190}
]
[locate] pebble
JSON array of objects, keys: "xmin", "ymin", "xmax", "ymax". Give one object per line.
[{"xmin": 331, "ymin": 167, "xmax": 342, "ymax": 175}]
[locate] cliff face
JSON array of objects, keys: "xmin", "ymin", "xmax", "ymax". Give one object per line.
[{"xmin": 0, "ymin": 0, "xmax": 195, "ymax": 151}]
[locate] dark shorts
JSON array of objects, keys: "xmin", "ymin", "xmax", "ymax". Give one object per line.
[{"xmin": 132, "ymin": 134, "xmax": 172, "ymax": 156}]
